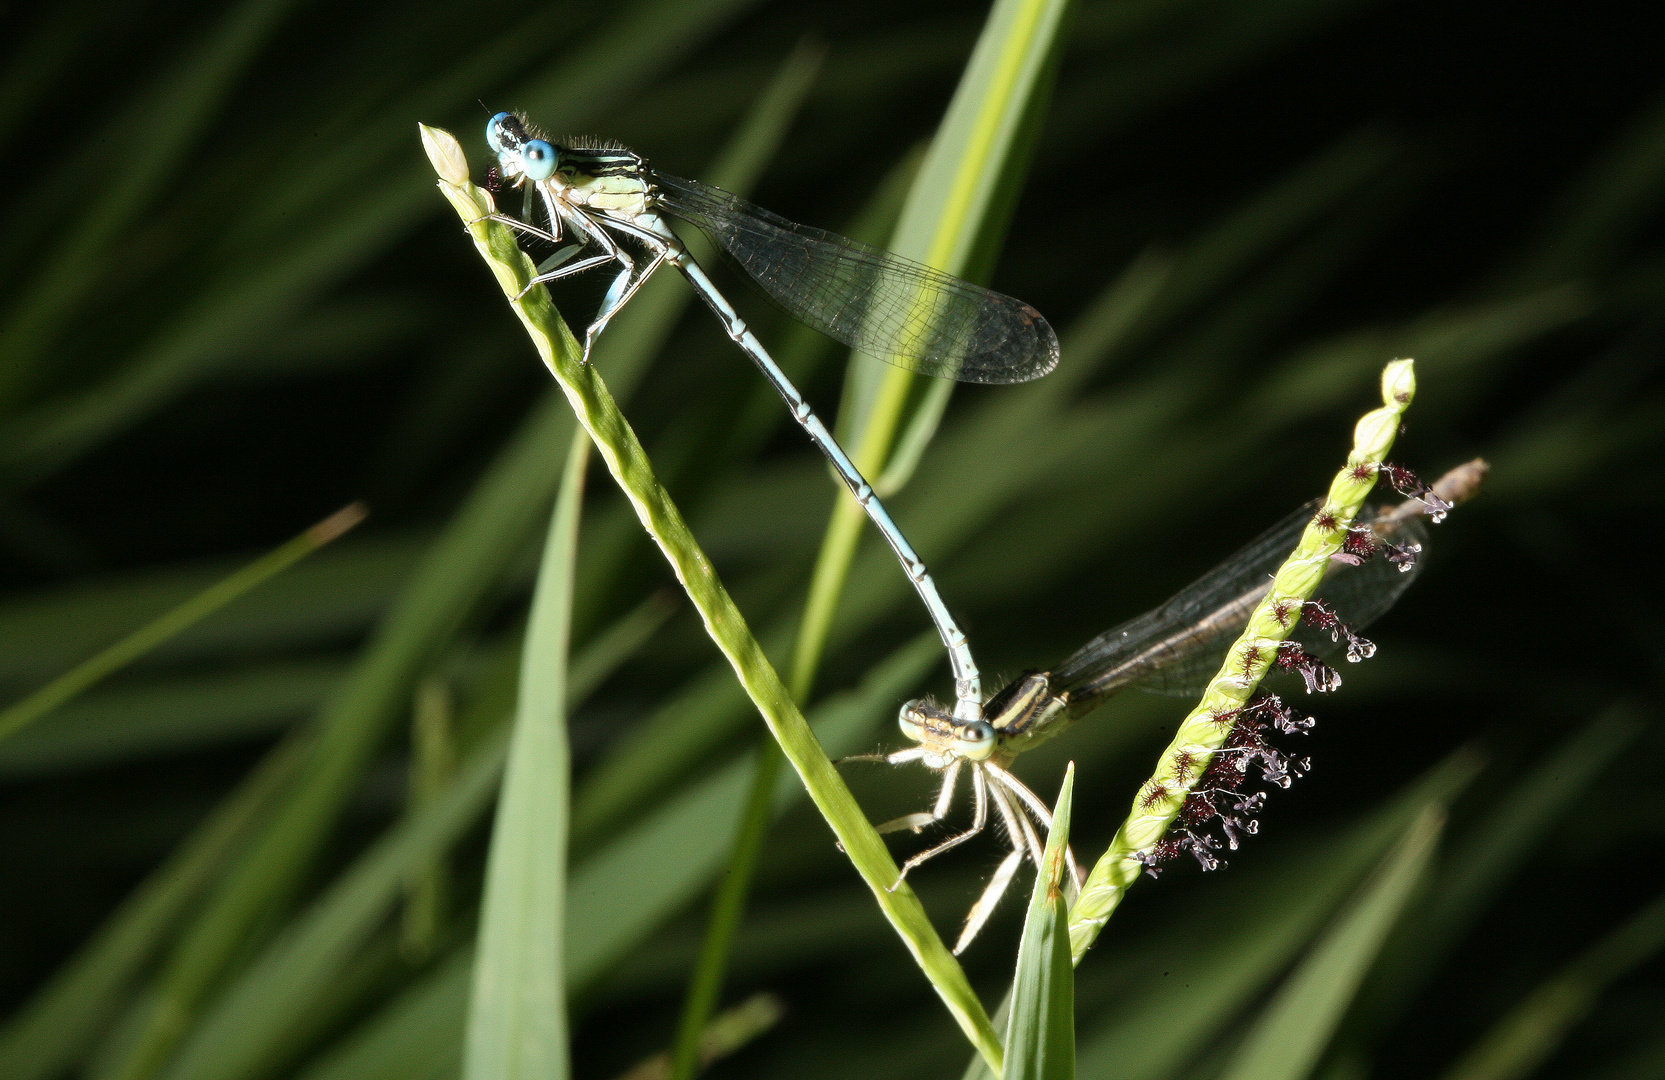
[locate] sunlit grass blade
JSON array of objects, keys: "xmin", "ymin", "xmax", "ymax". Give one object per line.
[
  {"xmin": 1216, "ymin": 805, "xmax": 1444, "ymax": 1080},
  {"xmin": 802, "ymin": 0, "xmax": 1074, "ymax": 701},
  {"xmin": 0, "ymin": 504, "xmax": 364, "ymax": 744},
  {"xmin": 1005, "ymin": 764, "xmax": 1076, "ymax": 1080},
  {"xmin": 464, "ymin": 431, "xmax": 587, "ymax": 1080},
  {"xmin": 430, "ymin": 127, "xmax": 1003, "ymax": 1070}
]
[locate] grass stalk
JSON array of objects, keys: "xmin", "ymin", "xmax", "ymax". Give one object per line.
[
  {"xmin": 425, "ymin": 126, "xmax": 1003, "ymax": 1072},
  {"xmin": 1067, "ymin": 358, "xmax": 1422, "ymax": 959}
]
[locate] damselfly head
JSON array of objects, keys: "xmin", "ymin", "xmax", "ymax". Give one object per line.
[
  {"xmin": 897, "ymin": 699, "xmax": 996, "ymax": 764},
  {"xmin": 485, "ymin": 112, "xmax": 559, "ymax": 183}
]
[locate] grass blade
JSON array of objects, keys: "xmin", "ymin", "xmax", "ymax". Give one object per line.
[
  {"xmin": 1217, "ymin": 805, "xmax": 1444, "ymax": 1080},
  {"xmin": 152, "ymin": 730, "xmax": 511, "ymax": 1080},
  {"xmin": 463, "ymin": 430, "xmax": 587, "ymax": 1080},
  {"xmin": 0, "ymin": 504, "xmax": 363, "ymax": 744},
  {"xmin": 1006, "ymin": 764, "xmax": 1077, "ymax": 1080},
  {"xmin": 429, "ymin": 131, "xmax": 1002, "ymax": 1069},
  {"xmin": 0, "ymin": 732, "xmax": 308, "ymax": 1080},
  {"xmin": 105, "ymin": 390, "xmax": 575, "ymax": 1080},
  {"xmin": 1437, "ymin": 887, "xmax": 1665, "ymax": 1080}
]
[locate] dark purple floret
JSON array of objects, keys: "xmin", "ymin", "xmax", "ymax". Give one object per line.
[
  {"xmin": 1276, "ymin": 641, "xmax": 1342, "ymax": 693},
  {"xmin": 1244, "ymin": 692, "xmax": 1314, "ymax": 734},
  {"xmin": 1139, "ymin": 692, "xmax": 1318, "ymax": 874},
  {"xmin": 1302, "ymin": 598, "xmax": 1377, "ymax": 661},
  {"xmin": 1381, "ymin": 461, "xmax": 1453, "ymax": 522},
  {"xmin": 1339, "ymin": 525, "xmax": 1379, "ymax": 564}
]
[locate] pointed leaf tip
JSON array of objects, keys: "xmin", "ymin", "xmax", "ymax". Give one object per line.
[
  {"xmin": 421, "ymin": 124, "xmax": 469, "ymax": 186},
  {"xmin": 1382, "ymin": 357, "xmax": 1417, "ymax": 405}
]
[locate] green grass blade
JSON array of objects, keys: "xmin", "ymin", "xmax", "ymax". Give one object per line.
[
  {"xmin": 663, "ymin": 42, "xmax": 834, "ymax": 1080},
  {"xmin": 1437, "ymin": 887, "xmax": 1665, "ymax": 1080},
  {"xmin": 800, "ymin": 0, "xmax": 1074, "ymax": 699},
  {"xmin": 0, "ymin": 532, "xmax": 426, "ymax": 687},
  {"xmin": 0, "ymin": 504, "xmax": 363, "ymax": 744},
  {"xmin": 1006, "ymin": 764, "xmax": 1077, "ymax": 1080},
  {"xmin": 294, "ymin": 949, "xmax": 473, "ymax": 1080},
  {"xmin": 0, "ymin": 0, "xmax": 300, "ymax": 410},
  {"xmin": 0, "ymin": 660, "xmax": 339, "ymax": 778},
  {"xmin": 3, "ymin": 0, "xmax": 761, "ymax": 482},
  {"xmin": 1501, "ymin": 90, "xmax": 1665, "ymax": 291},
  {"xmin": 463, "ymin": 430, "xmax": 587, "ymax": 1080},
  {"xmin": 1350, "ymin": 706, "xmax": 1643, "ymax": 1035},
  {"xmin": 1217, "ymin": 806, "xmax": 1444, "ymax": 1080},
  {"xmin": 0, "ymin": 732, "xmax": 308, "ymax": 1080},
  {"xmin": 401, "ymin": 678, "xmax": 455, "ymax": 962},
  {"xmin": 563, "ymin": 636, "xmax": 940, "ymax": 989},
  {"xmin": 294, "ymin": 636, "xmax": 940, "ymax": 1080}
]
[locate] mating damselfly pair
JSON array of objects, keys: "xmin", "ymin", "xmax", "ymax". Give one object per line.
[{"xmin": 472, "ymin": 111, "xmax": 1471, "ymax": 951}]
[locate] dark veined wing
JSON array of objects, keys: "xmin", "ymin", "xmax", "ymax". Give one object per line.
[
  {"xmin": 652, "ymin": 173, "xmax": 1059, "ymax": 384},
  {"xmin": 1050, "ymin": 502, "xmax": 1428, "ymax": 715}
]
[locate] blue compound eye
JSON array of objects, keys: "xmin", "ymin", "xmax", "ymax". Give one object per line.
[
  {"xmin": 485, "ymin": 112, "xmax": 513, "ymax": 153},
  {"xmin": 520, "ymin": 139, "xmax": 557, "ymax": 181}
]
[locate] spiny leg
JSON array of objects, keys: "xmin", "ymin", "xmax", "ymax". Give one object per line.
[
  {"xmin": 887, "ymin": 765, "xmax": 990, "ymax": 891},
  {"xmin": 874, "ymin": 758, "xmax": 960, "ymax": 836},
  {"xmin": 582, "ymin": 215, "xmax": 677, "ymax": 357},
  {"xmin": 984, "ymin": 762, "xmax": 1083, "ymax": 890},
  {"xmin": 989, "ymin": 779, "xmax": 1046, "ymax": 875},
  {"xmin": 954, "ymin": 848, "xmax": 1023, "ymax": 955}
]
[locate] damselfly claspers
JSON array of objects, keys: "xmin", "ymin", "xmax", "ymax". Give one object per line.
[
  {"xmin": 481, "ymin": 112, "xmax": 1058, "ymax": 723},
  {"xmin": 848, "ymin": 461, "xmax": 1481, "ymax": 952}
]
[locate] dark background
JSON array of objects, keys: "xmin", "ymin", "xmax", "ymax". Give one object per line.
[{"xmin": 1, "ymin": 1, "xmax": 1661, "ymax": 1078}]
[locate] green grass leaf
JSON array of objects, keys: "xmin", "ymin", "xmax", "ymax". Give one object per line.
[
  {"xmin": 463, "ymin": 431, "xmax": 587, "ymax": 1080},
  {"xmin": 1216, "ymin": 805, "xmax": 1444, "ymax": 1080},
  {"xmin": 1438, "ymin": 887, "xmax": 1665, "ymax": 1080},
  {"xmin": 1005, "ymin": 763, "xmax": 1077, "ymax": 1080}
]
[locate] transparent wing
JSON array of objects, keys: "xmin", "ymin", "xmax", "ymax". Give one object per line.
[
  {"xmin": 653, "ymin": 173, "xmax": 1059, "ymax": 384},
  {"xmin": 1051, "ymin": 503, "xmax": 1429, "ymax": 714}
]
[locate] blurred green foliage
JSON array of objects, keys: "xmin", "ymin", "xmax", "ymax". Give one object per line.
[{"xmin": 0, "ymin": 1, "xmax": 1661, "ymax": 1079}]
